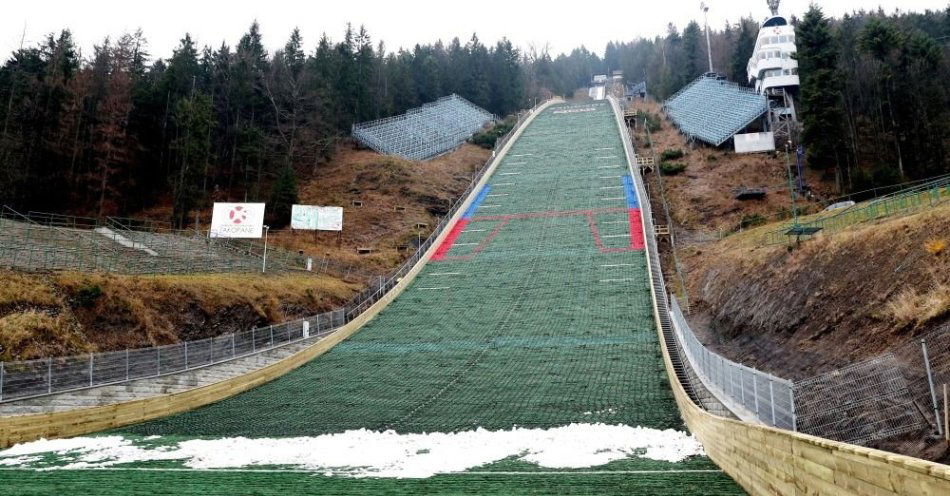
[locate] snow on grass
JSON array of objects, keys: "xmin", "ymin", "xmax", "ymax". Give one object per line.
[{"xmin": 0, "ymin": 424, "xmax": 704, "ymax": 478}]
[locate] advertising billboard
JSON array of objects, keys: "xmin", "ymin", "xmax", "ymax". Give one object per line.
[
  {"xmin": 291, "ymin": 205, "xmax": 343, "ymax": 231},
  {"xmin": 209, "ymin": 203, "xmax": 266, "ymax": 238}
]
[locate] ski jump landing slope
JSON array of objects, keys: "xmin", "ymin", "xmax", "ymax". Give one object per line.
[{"xmin": 0, "ymin": 102, "xmax": 744, "ymax": 494}]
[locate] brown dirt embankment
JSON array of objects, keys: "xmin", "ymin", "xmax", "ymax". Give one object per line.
[
  {"xmin": 134, "ymin": 142, "xmax": 491, "ymax": 274},
  {"xmin": 683, "ymin": 204, "xmax": 950, "ymax": 379},
  {"xmin": 0, "ymin": 271, "xmax": 360, "ymax": 361},
  {"xmin": 628, "ymin": 99, "xmax": 830, "ymax": 233},
  {"xmin": 274, "ymin": 142, "xmax": 490, "ymax": 271},
  {"xmin": 0, "ymin": 143, "xmax": 489, "ymax": 360}
]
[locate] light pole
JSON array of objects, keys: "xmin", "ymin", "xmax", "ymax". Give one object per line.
[
  {"xmin": 700, "ymin": 2, "xmax": 714, "ymax": 73},
  {"xmin": 784, "ymin": 142, "xmax": 799, "ymax": 227},
  {"xmin": 262, "ymin": 225, "xmax": 270, "ymax": 273}
]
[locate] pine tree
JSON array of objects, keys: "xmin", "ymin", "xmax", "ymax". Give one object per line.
[
  {"xmin": 268, "ymin": 163, "xmax": 298, "ymax": 228},
  {"xmin": 682, "ymin": 21, "xmax": 703, "ymax": 81},
  {"xmin": 795, "ymin": 5, "xmax": 846, "ymax": 185},
  {"xmin": 730, "ymin": 18, "xmax": 756, "ymax": 84},
  {"xmin": 465, "ymin": 34, "xmax": 492, "ymax": 109},
  {"xmin": 164, "ymin": 34, "xmax": 200, "ymax": 101},
  {"xmin": 170, "ymin": 92, "xmax": 213, "ymax": 227}
]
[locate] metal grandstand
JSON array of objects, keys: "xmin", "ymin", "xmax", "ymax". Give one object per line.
[
  {"xmin": 663, "ymin": 75, "xmax": 768, "ymax": 146},
  {"xmin": 351, "ymin": 94, "xmax": 495, "ymax": 161},
  {"xmin": 0, "ymin": 207, "xmax": 375, "ymax": 280}
]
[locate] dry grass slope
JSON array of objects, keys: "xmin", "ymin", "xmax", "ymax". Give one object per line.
[{"xmin": 0, "ymin": 271, "xmax": 360, "ymax": 361}]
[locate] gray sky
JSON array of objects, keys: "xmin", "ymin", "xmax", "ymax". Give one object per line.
[{"xmin": 2, "ymin": 0, "xmax": 947, "ymax": 62}]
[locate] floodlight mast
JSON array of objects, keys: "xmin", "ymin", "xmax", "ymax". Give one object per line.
[{"xmin": 700, "ymin": 3, "xmax": 714, "ymax": 73}]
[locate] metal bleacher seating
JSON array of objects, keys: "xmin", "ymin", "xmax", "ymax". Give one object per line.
[{"xmin": 664, "ymin": 75, "xmax": 769, "ymax": 146}]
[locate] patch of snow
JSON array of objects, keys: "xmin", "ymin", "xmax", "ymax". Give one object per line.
[{"xmin": 0, "ymin": 424, "xmax": 704, "ymax": 478}]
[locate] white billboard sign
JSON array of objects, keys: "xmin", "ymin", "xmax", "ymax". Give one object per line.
[
  {"xmin": 209, "ymin": 203, "xmax": 266, "ymax": 238},
  {"xmin": 734, "ymin": 132, "xmax": 776, "ymax": 154},
  {"xmin": 291, "ymin": 205, "xmax": 343, "ymax": 231}
]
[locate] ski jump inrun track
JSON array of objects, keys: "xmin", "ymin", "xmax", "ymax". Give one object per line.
[{"xmin": 0, "ymin": 99, "xmax": 947, "ymax": 495}]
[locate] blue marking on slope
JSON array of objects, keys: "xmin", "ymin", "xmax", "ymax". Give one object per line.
[
  {"xmin": 622, "ymin": 175, "xmax": 639, "ymax": 209},
  {"xmin": 463, "ymin": 185, "xmax": 492, "ymax": 219}
]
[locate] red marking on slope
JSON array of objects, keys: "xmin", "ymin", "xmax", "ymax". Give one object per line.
[
  {"xmin": 439, "ymin": 219, "xmax": 511, "ymax": 262},
  {"xmin": 628, "ymin": 208, "xmax": 645, "ymax": 251},
  {"xmin": 586, "ymin": 212, "xmax": 636, "ymax": 254},
  {"xmin": 434, "ymin": 207, "xmax": 644, "ymax": 262},
  {"xmin": 431, "ymin": 219, "xmax": 469, "ymax": 261}
]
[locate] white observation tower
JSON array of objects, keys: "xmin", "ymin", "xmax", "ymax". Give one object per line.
[{"xmin": 747, "ymin": 0, "xmax": 799, "ymax": 140}]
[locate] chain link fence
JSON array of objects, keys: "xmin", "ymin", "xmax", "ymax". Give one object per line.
[
  {"xmin": 762, "ymin": 174, "xmax": 950, "ymax": 245},
  {"xmin": 670, "ymin": 298, "xmax": 796, "ymax": 430},
  {"xmin": 0, "ymin": 99, "xmax": 549, "ymax": 405},
  {"xmin": 0, "ymin": 311, "xmax": 345, "ymax": 402},
  {"xmin": 794, "ymin": 326, "xmax": 948, "ymax": 445}
]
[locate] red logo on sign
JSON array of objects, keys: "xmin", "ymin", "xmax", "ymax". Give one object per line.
[{"xmin": 229, "ymin": 206, "xmax": 248, "ymax": 224}]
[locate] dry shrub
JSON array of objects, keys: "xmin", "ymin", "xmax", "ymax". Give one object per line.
[
  {"xmin": 924, "ymin": 238, "xmax": 946, "ymax": 256},
  {"xmin": 0, "ymin": 272, "xmax": 60, "ymax": 308},
  {"xmin": 0, "ymin": 310, "xmax": 91, "ymax": 360},
  {"xmin": 885, "ymin": 284, "xmax": 950, "ymax": 326}
]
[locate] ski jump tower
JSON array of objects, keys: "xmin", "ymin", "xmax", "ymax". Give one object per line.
[{"xmin": 747, "ymin": 0, "xmax": 800, "ymax": 145}]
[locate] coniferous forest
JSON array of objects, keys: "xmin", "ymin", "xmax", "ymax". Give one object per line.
[{"xmin": 1, "ymin": 8, "xmax": 948, "ymax": 225}]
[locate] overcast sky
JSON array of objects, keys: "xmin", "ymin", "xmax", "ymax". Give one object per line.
[{"xmin": 3, "ymin": 0, "xmax": 947, "ymax": 62}]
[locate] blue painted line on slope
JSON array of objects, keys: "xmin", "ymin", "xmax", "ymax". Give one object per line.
[
  {"xmin": 621, "ymin": 175, "xmax": 639, "ymax": 209},
  {"xmin": 463, "ymin": 185, "xmax": 492, "ymax": 219}
]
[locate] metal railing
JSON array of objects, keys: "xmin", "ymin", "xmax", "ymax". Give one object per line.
[
  {"xmin": 670, "ymin": 298, "xmax": 796, "ymax": 430},
  {"xmin": 609, "ymin": 96, "xmax": 701, "ymax": 407},
  {"xmin": 0, "ymin": 98, "xmax": 551, "ymax": 405},
  {"xmin": 0, "ymin": 311, "xmax": 344, "ymax": 403},
  {"xmin": 611, "ymin": 96, "xmax": 795, "ymax": 430},
  {"xmin": 763, "ymin": 174, "xmax": 950, "ymax": 245}
]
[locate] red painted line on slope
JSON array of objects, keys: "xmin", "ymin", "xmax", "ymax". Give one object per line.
[
  {"xmin": 439, "ymin": 219, "xmax": 511, "ymax": 262},
  {"xmin": 628, "ymin": 208, "xmax": 645, "ymax": 251},
  {"xmin": 431, "ymin": 219, "xmax": 469, "ymax": 261},
  {"xmin": 435, "ymin": 208, "xmax": 643, "ymax": 262}
]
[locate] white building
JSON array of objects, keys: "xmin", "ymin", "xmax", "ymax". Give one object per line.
[
  {"xmin": 746, "ymin": 0, "xmax": 799, "ymax": 140},
  {"xmin": 746, "ymin": 0, "xmax": 799, "ymax": 98}
]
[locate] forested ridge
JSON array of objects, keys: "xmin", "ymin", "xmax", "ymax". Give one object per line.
[
  {"xmin": 0, "ymin": 23, "xmax": 529, "ymax": 226},
  {"xmin": 1, "ymin": 8, "xmax": 948, "ymax": 225},
  {"xmin": 603, "ymin": 6, "xmax": 950, "ymax": 192}
]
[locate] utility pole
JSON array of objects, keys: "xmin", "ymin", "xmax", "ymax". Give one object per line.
[
  {"xmin": 700, "ymin": 3, "xmax": 714, "ymax": 73},
  {"xmin": 784, "ymin": 141, "xmax": 799, "ymax": 227},
  {"xmin": 262, "ymin": 225, "xmax": 270, "ymax": 273}
]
